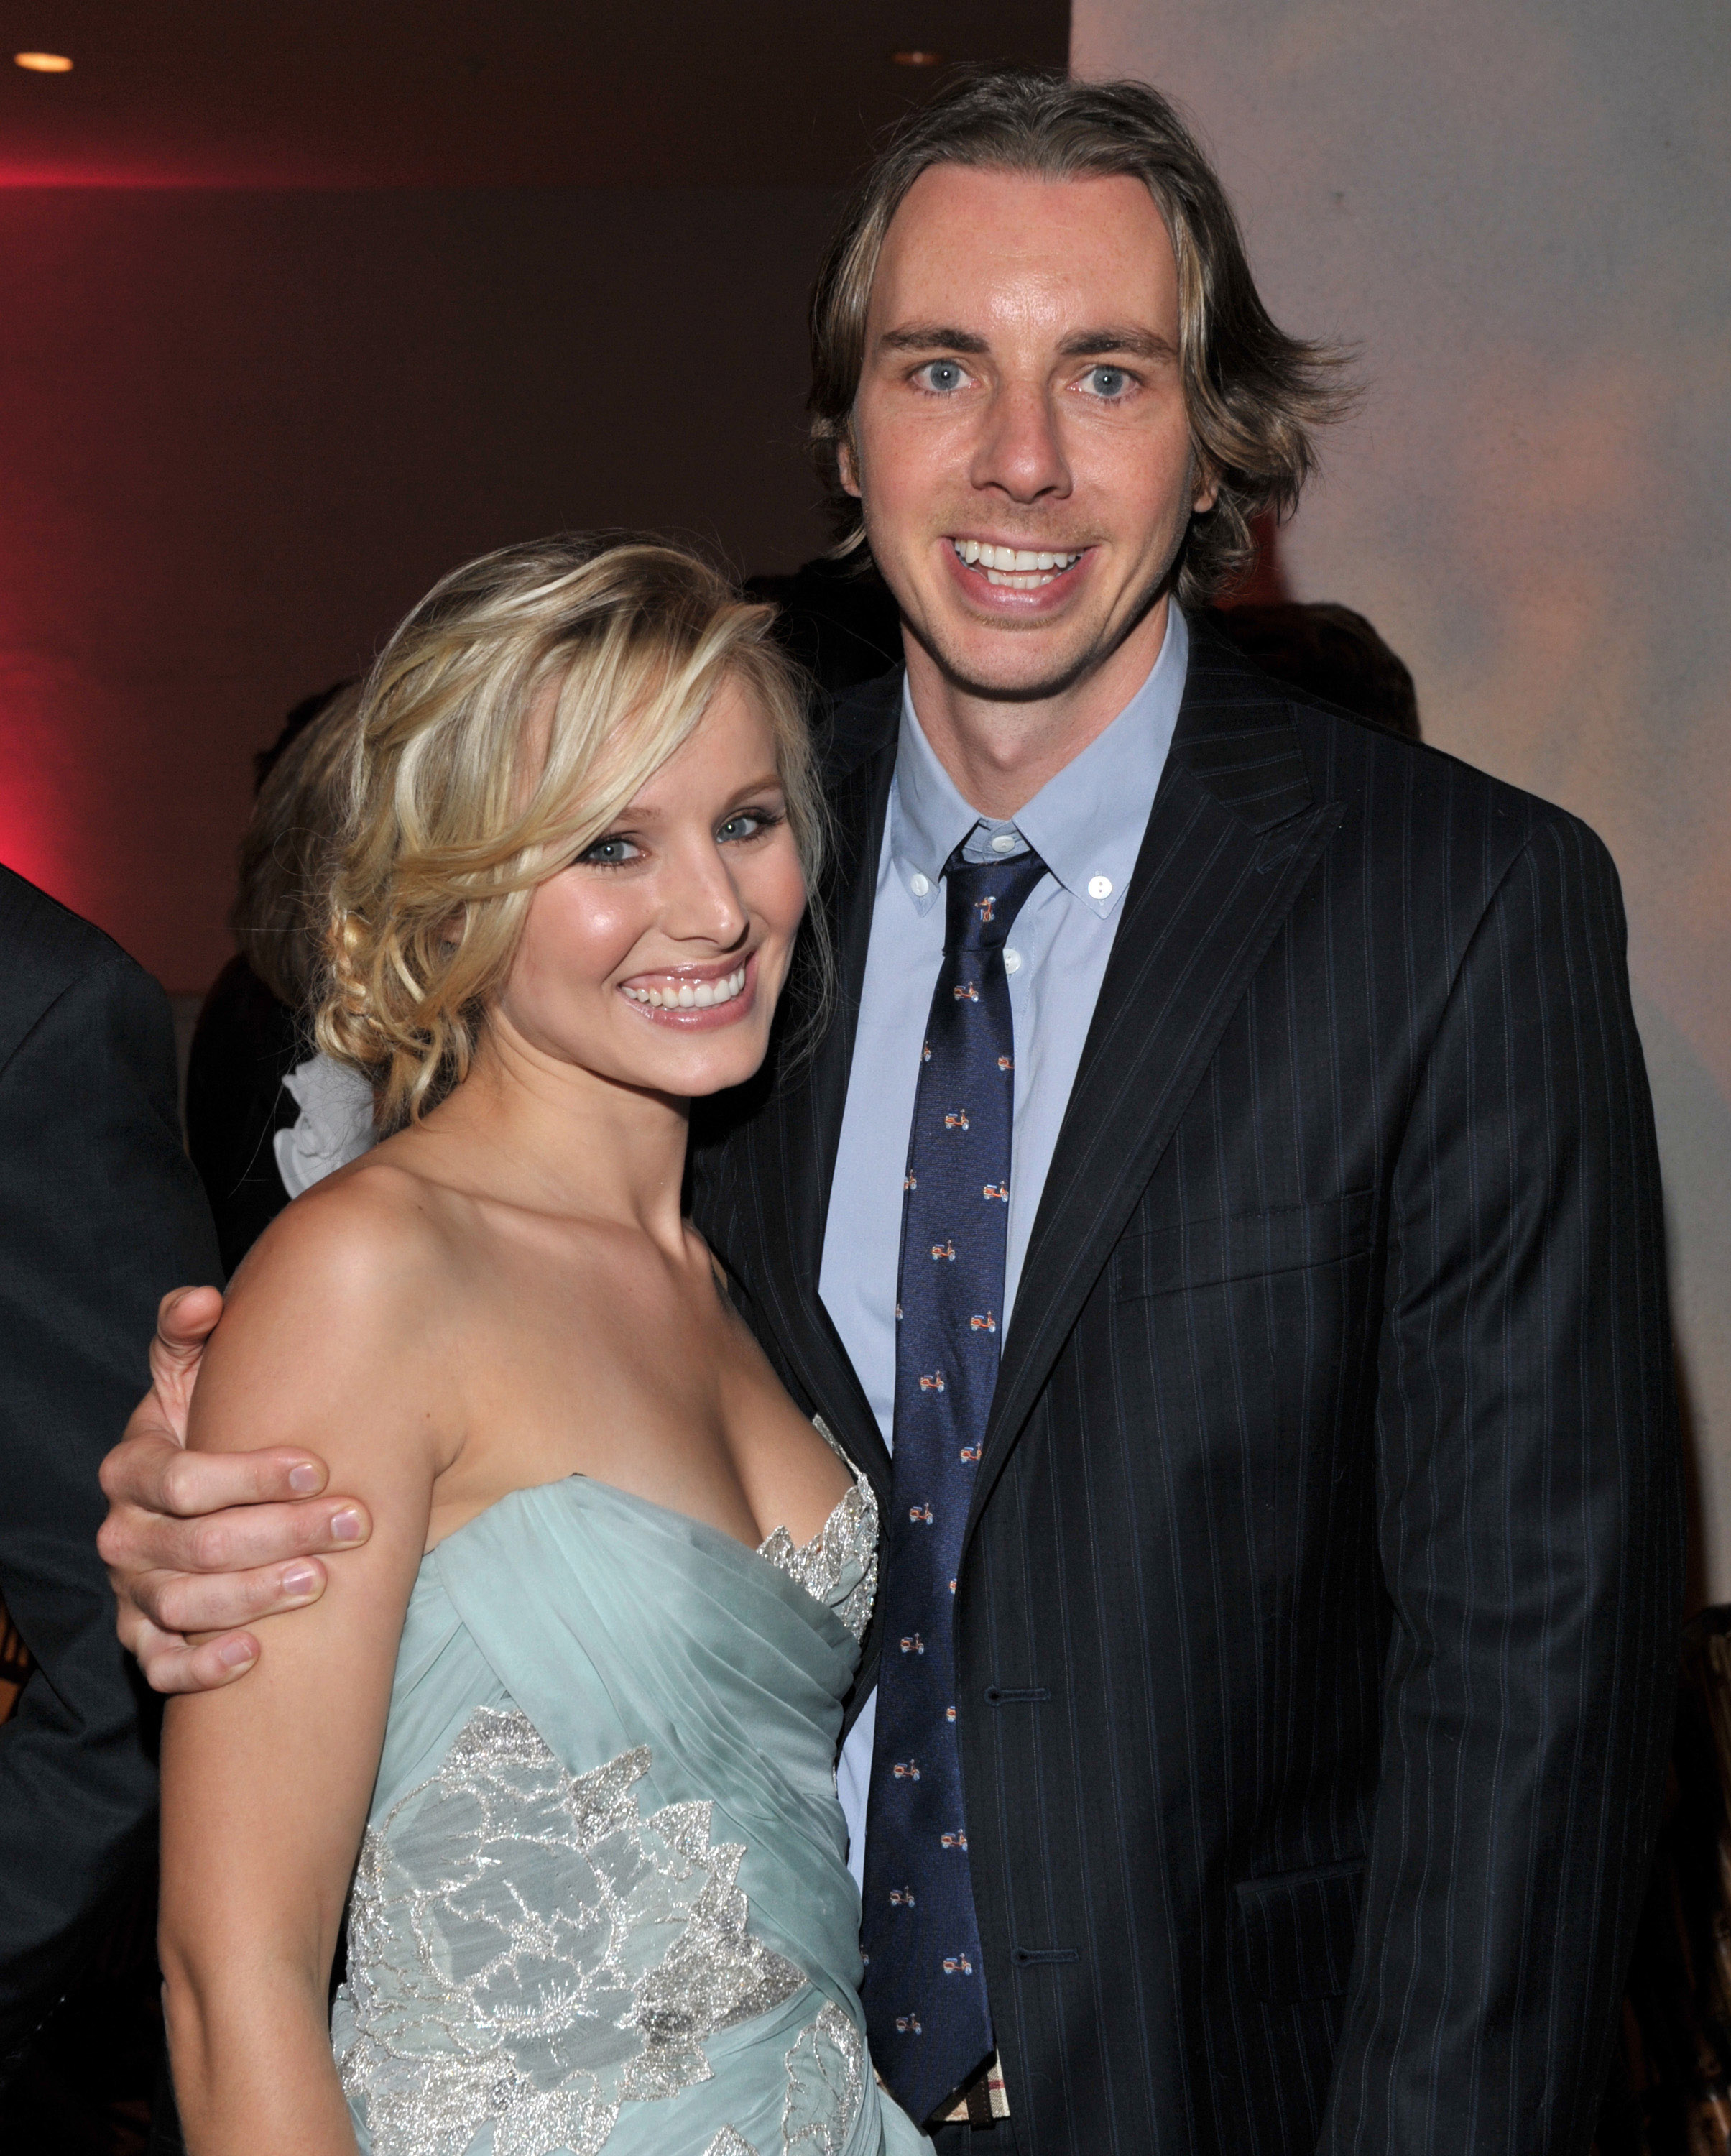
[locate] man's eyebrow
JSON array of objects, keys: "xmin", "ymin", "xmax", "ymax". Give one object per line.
[
  {"xmin": 875, "ymin": 323, "xmax": 1178, "ymax": 362},
  {"xmin": 877, "ymin": 323, "xmax": 992, "ymax": 356},
  {"xmin": 1058, "ymin": 327, "xmax": 1178, "ymax": 361}
]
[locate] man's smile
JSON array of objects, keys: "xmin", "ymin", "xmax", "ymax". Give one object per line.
[
  {"xmin": 948, "ymin": 537, "xmax": 1087, "ymax": 584},
  {"xmin": 943, "ymin": 535, "xmax": 1096, "ymax": 602}
]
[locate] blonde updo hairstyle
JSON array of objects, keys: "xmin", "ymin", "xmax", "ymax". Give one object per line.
[{"xmin": 315, "ymin": 533, "xmax": 826, "ymax": 1131}]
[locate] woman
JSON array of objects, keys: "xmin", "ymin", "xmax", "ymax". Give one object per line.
[{"xmin": 158, "ymin": 535, "xmax": 928, "ymax": 2156}]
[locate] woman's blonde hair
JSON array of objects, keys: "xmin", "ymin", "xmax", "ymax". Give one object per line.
[{"xmin": 315, "ymin": 533, "xmax": 826, "ymax": 1130}]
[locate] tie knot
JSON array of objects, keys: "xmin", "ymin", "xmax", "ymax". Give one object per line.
[{"xmin": 942, "ymin": 843, "xmax": 1048, "ymax": 952}]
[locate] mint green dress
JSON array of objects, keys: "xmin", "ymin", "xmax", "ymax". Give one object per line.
[{"xmin": 330, "ymin": 1427, "xmax": 928, "ymax": 2156}]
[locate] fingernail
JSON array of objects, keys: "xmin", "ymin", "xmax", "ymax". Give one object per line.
[
  {"xmin": 282, "ymin": 1563, "xmax": 320, "ymax": 1597},
  {"xmin": 218, "ymin": 1638, "xmax": 257, "ymax": 1668},
  {"xmin": 287, "ymin": 1462, "xmax": 321, "ymax": 1493},
  {"xmin": 331, "ymin": 1507, "xmax": 366, "ymax": 1542}
]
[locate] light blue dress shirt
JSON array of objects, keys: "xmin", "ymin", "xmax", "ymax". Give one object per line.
[{"xmin": 818, "ymin": 603, "xmax": 1190, "ymax": 1881}]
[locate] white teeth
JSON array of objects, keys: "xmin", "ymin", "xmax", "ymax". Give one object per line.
[
  {"xmin": 624, "ymin": 966, "xmax": 747, "ymax": 1012},
  {"xmin": 953, "ymin": 539, "xmax": 1081, "ymax": 575}
]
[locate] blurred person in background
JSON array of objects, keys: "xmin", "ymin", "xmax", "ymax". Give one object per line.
[
  {"xmin": 747, "ymin": 552, "xmax": 903, "ymax": 699},
  {"xmin": 1208, "ymin": 598, "xmax": 1421, "ymax": 738},
  {"xmin": 0, "ymin": 866, "xmax": 219, "ymax": 2119},
  {"xmin": 185, "ymin": 683, "xmax": 372, "ymax": 1276}
]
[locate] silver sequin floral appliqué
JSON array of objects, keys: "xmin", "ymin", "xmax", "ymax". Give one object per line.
[
  {"xmin": 757, "ymin": 1418, "xmax": 879, "ymax": 1644},
  {"xmin": 333, "ymin": 1707, "xmax": 808, "ymax": 2156}
]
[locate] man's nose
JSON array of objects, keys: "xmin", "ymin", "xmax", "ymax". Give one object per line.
[{"xmin": 970, "ymin": 379, "xmax": 1071, "ymax": 504}]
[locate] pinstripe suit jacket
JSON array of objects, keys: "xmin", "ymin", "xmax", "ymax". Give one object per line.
[{"xmin": 689, "ymin": 616, "xmax": 1683, "ymax": 2153}]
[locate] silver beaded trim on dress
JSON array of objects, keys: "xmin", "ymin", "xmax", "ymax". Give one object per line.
[
  {"xmin": 333, "ymin": 1708, "xmax": 807, "ymax": 2156},
  {"xmin": 756, "ymin": 1419, "xmax": 879, "ymax": 1644}
]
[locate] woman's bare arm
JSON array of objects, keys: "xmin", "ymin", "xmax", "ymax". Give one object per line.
[
  {"xmin": 98, "ymin": 1283, "xmax": 377, "ymax": 1692},
  {"xmin": 158, "ymin": 1172, "xmax": 456, "ymax": 2156}
]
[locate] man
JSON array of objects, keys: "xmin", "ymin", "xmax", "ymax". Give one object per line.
[
  {"xmin": 96, "ymin": 74, "xmax": 1681, "ymax": 2152},
  {"xmin": 0, "ymin": 867, "xmax": 221, "ymax": 2083}
]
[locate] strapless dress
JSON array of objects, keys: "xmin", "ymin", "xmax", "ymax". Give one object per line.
[{"xmin": 331, "ymin": 1424, "xmax": 927, "ymax": 2156}]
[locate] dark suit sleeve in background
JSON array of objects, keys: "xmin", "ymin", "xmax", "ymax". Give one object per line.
[
  {"xmin": 1324, "ymin": 816, "xmax": 1685, "ymax": 2151},
  {"xmin": 0, "ymin": 954, "xmax": 221, "ymax": 2068}
]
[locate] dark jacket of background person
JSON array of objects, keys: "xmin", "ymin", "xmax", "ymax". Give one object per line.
[
  {"xmin": 691, "ymin": 614, "xmax": 1684, "ymax": 2153},
  {"xmin": 185, "ymin": 682, "xmax": 357, "ymax": 1276},
  {"xmin": 747, "ymin": 553, "xmax": 903, "ymax": 701},
  {"xmin": 1206, "ymin": 599, "xmax": 1422, "ymax": 739},
  {"xmin": 184, "ymin": 957, "xmax": 303, "ymax": 1277},
  {"xmin": 0, "ymin": 867, "xmax": 221, "ymax": 2078}
]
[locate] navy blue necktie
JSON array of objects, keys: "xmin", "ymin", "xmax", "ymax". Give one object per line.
[{"xmin": 859, "ymin": 837, "xmax": 1048, "ymax": 2125}]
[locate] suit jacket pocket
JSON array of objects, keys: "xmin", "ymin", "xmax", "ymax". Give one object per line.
[
  {"xmin": 1234, "ymin": 1857, "xmax": 1365, "ymax": 2005},
  {"xmin": 1112, "ymin": 1189, "xmax": 1375, "ymax": 1300}
]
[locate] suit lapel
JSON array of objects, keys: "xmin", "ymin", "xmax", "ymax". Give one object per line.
[
  {"xmin": 966, "ymin": 627, "xmax": 1345, "ymax": 1535},
  {"xmin": 721, "ymin": 675, "xmax": 901, "ymax": 1495}
]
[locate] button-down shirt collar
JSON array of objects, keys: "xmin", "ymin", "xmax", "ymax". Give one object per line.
[{"xmin": 890, "ymin": 600, "xmax": 1189, "ymax": 921}]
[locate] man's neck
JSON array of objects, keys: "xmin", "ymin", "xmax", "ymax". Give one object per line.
[{"xmin": 900, "ymin": 595, "xmax": 1171, "ymax": 819}]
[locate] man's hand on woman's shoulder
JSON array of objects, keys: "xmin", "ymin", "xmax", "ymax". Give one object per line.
[{"xmin": 97, "ymin": 1282, "xmax": 372, "ymax": 1695}]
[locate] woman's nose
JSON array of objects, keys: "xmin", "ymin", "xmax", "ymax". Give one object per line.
[{"xmin": 663, "ymin": 839, "xmax": 749, "ymax": 946}]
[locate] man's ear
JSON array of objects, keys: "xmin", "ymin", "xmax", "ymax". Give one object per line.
[
  {"xmin": 836, "ymin": 432, "xmax": 862, "ymax": 501},
  {"xmin": 1190, "ymin": 454, "xmax": 1220, "ymax": 517}
]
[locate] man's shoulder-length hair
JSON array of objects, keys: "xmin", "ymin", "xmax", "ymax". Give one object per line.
[{"xmin": 808, "ymin": 70, "xmax": 1354, "ymax": 608}]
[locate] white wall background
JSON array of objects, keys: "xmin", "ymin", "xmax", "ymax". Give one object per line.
[{"xmin": 1073, "ymin": 0, "xmax": 1731, "ymax": 1595}]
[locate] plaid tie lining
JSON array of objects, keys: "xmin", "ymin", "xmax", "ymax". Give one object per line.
[{"xmin": 934, "ymin": 2050, "xmax": 1012, "ymax": 2124}]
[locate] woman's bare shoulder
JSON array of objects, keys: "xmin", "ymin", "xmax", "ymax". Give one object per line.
[
  {"xmin": 232, "ymin": 1151, "xmax": 455, "ymax": 1304},
  {"xmin": 193, "ymin": 1156, "xmax": 466, "ymax": 1461}
]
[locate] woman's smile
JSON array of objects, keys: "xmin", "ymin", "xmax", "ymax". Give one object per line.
[{"xmin": 618, "ymin": 951, "xmax": 757, "ymax": 1026}]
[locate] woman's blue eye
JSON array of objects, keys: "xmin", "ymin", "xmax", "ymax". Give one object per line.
[
  {"xmin": 579, "ymin": 835, "xmax": 638, "ymax": 867},
  {"xmin": 719, "ymin": 808, "xmax": 781, "ymax": 843}
]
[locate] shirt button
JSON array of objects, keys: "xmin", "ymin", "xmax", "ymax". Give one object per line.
[
  {"xmin": 1088, "ymin": 875, "xmax": 1113, "ymax": 901},
  {"xmin": 910, "ymin": 872, "xmax": 931, "ymax": 898},
  {"xmin": 989, "ymin": 831, "xmax": 1018, "ymax": 854},
  {"xmin": 1003, "ymin": 948, "xmax": 1023, "ymax": 975}
]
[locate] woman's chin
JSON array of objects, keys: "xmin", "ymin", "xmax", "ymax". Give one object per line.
[
  {"xmin": 592, "ymin": 1018, "xmax": 773, "ymax": 1102},
  {"xmin": 670, "ymin": 1033, "xmax": 775, "ymax": 1100}
]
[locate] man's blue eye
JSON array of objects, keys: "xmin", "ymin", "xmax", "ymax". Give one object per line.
[
  {"xmin": 1087, "ymin": 367, "xmax": 1130, "ymax": 397},
  {"xmin": 923, "ymin": 361, "xmax": 966, "ymax": 392}
]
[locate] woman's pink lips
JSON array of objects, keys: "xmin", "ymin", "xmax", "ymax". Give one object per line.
[
  {"xmin": 617, "ymin": 949, "xmax": 759, "ymax": 1028},
  {"xmin": 941, "ymin": 538, "xmax": 1093, "ymax": 615}
]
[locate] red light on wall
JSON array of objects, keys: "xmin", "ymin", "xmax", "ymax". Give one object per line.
[{"xmin": 14, "ymin": 52, "xmax": 73, "ymax": 73}]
